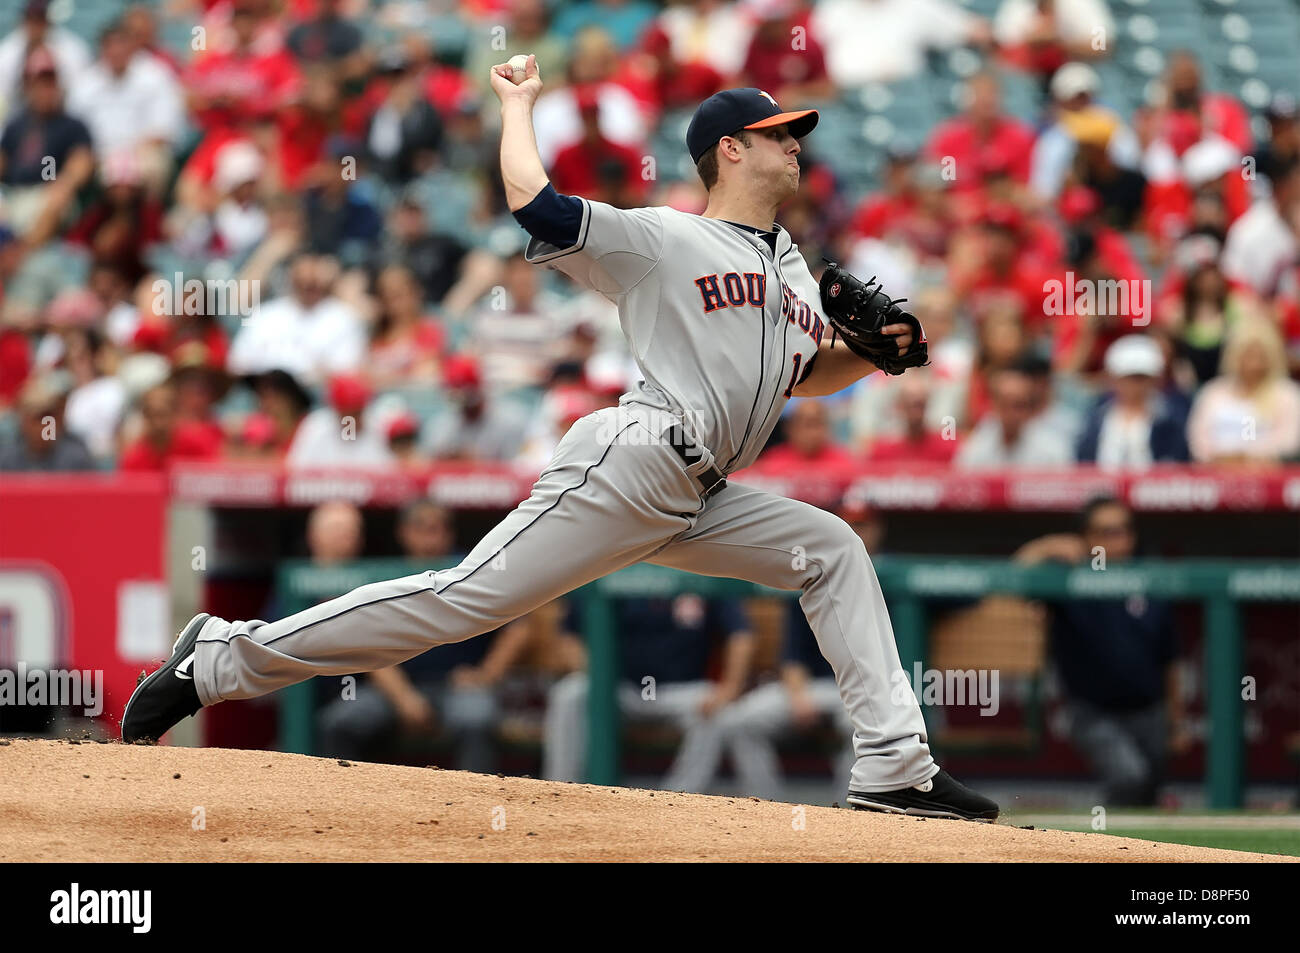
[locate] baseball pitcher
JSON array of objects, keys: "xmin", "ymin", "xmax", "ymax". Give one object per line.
[{"xmin": 124, "ymin": 56, "xmax": 998, "ymax": 821}]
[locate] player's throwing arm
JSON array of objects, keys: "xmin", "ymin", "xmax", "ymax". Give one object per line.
[{"xmin": 489, "ymin": 54, "xmax": 549, "ymax": 211}]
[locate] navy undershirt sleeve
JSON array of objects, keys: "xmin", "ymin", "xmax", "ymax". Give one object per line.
[{"xmin": 512, "ymin": 183, "xmax": 584, "ymax": 250}]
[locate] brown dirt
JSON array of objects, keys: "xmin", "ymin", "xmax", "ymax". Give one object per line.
[{"xmin": 0, "ymin": 739, "xmax": 1292, "ymax": 862}]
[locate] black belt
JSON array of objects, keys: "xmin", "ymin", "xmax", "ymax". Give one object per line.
[{"xmin": 665, "ymin": 426, "xmax": 727, "ymax": 500}]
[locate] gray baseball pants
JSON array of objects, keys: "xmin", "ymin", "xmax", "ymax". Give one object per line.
[{"xmin": 193, "ymin": 406, "xmax": 936, "ymax": 792}]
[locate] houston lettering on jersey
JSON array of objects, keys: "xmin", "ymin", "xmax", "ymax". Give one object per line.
[
  {"xmin": 693, "ymin": 273, "xmax": 826, "ymax": 346},
  {"xmin": 694, "ymin": 272, "xmax": 766, "ymax": 312}
]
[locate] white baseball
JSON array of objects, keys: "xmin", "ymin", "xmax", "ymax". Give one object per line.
[{"xmin": 507, "ymin": 54, "xmax": 530, "ymax": 82}]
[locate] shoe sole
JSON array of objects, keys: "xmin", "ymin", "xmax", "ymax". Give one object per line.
[
  {"xmin": 121, "ymin": 613, "xmax": 210, "ymax": 743},
  {"xmin": 846, "ymin": 793, "xmax": 998, "ymax": 823}
]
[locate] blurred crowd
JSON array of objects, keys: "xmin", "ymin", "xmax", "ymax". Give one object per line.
[{"xmin": 1, "ymin": 0, "xmax": 1300, "ymax": 476}]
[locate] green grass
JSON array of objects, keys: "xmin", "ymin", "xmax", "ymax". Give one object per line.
[{"xmin": 1045, "ymin": 826, "xmax": 1300, "ymax": 857}]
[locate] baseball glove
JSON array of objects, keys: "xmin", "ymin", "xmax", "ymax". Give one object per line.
[{"xmin": 818, "ymin": 261, "xmax": 928, "ymax": 376}]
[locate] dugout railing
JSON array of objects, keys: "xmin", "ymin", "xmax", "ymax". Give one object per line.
[{"xmin": 274, "ymin": 557, "xmax": 1300, "ymax": 809}]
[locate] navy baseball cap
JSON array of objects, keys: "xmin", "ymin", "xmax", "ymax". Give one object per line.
[{"xmin": 686, "ymin": 88, "xmax": 819, "ymax": 164}]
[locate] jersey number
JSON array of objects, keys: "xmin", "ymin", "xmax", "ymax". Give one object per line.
[{"xmin": 783, "ymin": 352, "xmax": 806, "ymax": 398}]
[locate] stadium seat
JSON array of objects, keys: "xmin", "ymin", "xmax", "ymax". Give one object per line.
[
  {"xmin": 1119, "ymin": 0, "xmax": 1202, "ymax": 10},
  {"xmin": 160, "ymin": 18, "xmax": 197, "ymax": 58},
  {"xmin": 958, "ymin": 0, "xmax": 1002, "ymax": 17},
  {"xmin": 996, "ymin": 71, "xmax": 1043, "ymax": 124},
  {"xmin": 1236, "ymin": 75, "xmax": 1276, "ymax": 108},
  {"xmin": 426, "ymin": 14, "xmax": 471, "ymax": 58},
  {"xmin": 1124, "ymin": 11, "xmax": 1213, "ymax": 53},
  {"xmin": 1092, "ymin": 60, "xmax": 1145, "ymax": 113},
  {"xmin": 385, "ymin": 386, "xmax": 450, "ymax": 426},
  {"xmin": 1218, "ymin": 43, "xmax": 1262, "ymax": 76}
]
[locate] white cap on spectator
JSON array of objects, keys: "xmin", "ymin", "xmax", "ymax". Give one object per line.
[
  {"xmin": 117, "ymin": 352, "xmax": 173, "ymax": 400},
  {"xmin": 1105, "ymin": 335, "xmax": 1164, "ymax": 378},
  {"xmin": 214, "ymin": 142, "xmax": 265, "ymax": 193},
  {"xmin": 1050, "ymin": 62, "xmax": 1099, "ymax": 103},
  {"xmin": 1181, "ymin": 136, "xmax": 1240, "ymax": 187}
]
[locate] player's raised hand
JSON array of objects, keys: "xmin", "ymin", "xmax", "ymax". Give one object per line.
[{"xmin": 489, "ymin": 54, "xmax": 543, "ymax": 107}]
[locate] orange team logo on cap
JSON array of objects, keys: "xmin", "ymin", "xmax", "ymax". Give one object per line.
[{"xmin": 758, "ymin": 90, "xmax": 779, "ymax": 108}]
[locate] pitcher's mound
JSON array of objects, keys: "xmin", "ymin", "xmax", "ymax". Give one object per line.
[{"xmin": 0, "ymin": 739, "xmax": 1290, "ymax": 862}]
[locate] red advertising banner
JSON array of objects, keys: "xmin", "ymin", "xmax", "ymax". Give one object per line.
[
  {"xmin": 167, "ymin": 460, "xmax": 1300, "ymax": 513},
  {"xmin": 0, "ymin": 473, "xmax": 169, "ymax": 730}
]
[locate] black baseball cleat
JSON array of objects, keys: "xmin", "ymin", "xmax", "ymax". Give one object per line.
[
  {"xmin": 121, "ymin": 613, "xmax": 209, "ymax": 744},
  {"xmin": 847, "ymin": 769, "xmax": 1000, "ymax": 822}
]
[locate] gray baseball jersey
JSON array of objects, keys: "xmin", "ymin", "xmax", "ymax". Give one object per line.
[
  {"xmin": 188, "ymin": 196, "xmax": 937, "ymax": 795},
  {"xmin": 524, "ymin": 201, "xmax": 828, "ymax": 473}
]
